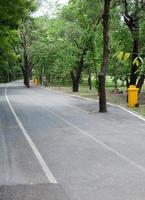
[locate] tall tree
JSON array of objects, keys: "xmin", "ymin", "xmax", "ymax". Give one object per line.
[
  {"xmin": 20, "ymin": 21, "xmax": 33, "ymax": 88},
  {"xmin": 98, "ymin": 0, "xmax": 111, "ymax": 112},
  {"xmin": 0, "ymin": 0, "xmax": 37, "ymax": 84},
  {"xmin": 123, "ymin": 0, "xmax": 145, "ymax": 91}
]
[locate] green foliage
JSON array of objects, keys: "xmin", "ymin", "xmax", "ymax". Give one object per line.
[
  {"xmin": 31, "ymin": 0, "xmax": 104, "ymax": 87},
  {"xmin": 1, "ymin": 0, "xmax": 145, "ymax": 89},
  {"xmin": 0, "ymin": 0, "xmax": 37, "ymax": 82}
]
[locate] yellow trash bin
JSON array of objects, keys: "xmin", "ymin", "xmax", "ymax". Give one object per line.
[
  {"xmin": 127, "ymin": 85, "xmax": 139, "ymax": 108},
  {"xmin": 34, "ymin": 79, "xmax": 38, "ymax": 86},
  {"xmin": 34, "ymin": 79, "xmax": 37, "ymax": 85},
  {"xmin": 37, "ymin": 80, "xmax": 40, "ymax": 85}
]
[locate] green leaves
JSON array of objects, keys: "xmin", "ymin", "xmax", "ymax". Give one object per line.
[
  {"xmin": 114, "ymin": 51, "xmax": 131, "ymax": 61},
  {"xmin": 133, "ymin": 56, "xmax": 144, "ymax": 67},
  {"xmin": 0, "ymin": 0, "xmax": 37, "ymax": 82}
]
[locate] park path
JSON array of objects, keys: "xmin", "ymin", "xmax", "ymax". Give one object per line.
[{"xmin": 0, "ymin": 80, "xmax": 145, "ymax": 200}]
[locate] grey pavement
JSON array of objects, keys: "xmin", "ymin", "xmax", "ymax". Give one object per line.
[{"xmin": 1, "ymin": 80, "xmax": 145, "ymax": 200}]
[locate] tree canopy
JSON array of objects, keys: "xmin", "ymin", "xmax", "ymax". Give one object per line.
[{"xmin": 0, "ymin": 0, "xmax": 37, "ymax": 82}]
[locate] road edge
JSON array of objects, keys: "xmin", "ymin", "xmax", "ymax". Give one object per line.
[{"xmin": 39, "ymin": 85, "xmax": 145, "ymax": 122}]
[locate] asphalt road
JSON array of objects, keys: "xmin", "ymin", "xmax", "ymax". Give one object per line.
[{"xmin": 1, "ymin": 80, "xmax": 145, "ymax": 200}]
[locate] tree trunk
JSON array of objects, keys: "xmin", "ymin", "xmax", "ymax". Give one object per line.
[
  {"xmin": 114, "ymin": 64, "xmax": 119, "ymax": 91},
  {"xmin": 88, "ymin": 67, "xmax": 92, "ymax": 90},
  {"xmin": 20, "ymin": 24, "xmax": 31, "ymax": 88},
  {"xmin": 72, "ymin": 80, "xmax": 79, "ymax": 92},
  {"xmin": 71, "ymin": 71, "xmax": 79, "ymax": 92},
  {"xmin": 23, "ymin": 70, "xmax": 30, "ymax": 88},
  {"xmin": 124, "ymin": 0, "xmax": 140, "ymax": 86},
  {"xmin": 98, "ymin": 74, "xmax": 107, "ymax": 112},
  {"xmin": 125, "ymin": 75, "xmax": 130, "ymax": 88},
  {"xmin": 137, "ymin": 74, "xmax": 145, "ymax": 94},
  {"xmin": 98, "ymin": 0, "xmax": 111, "ymax": 113},
  {"xmin": 23, "ymin": 48, "xmax": 30, "ymax": 88},
  {"xmin": 114, "ymin": 78, "xmax": 118, "ymax": 91},
  {"xmin": 130, "ymin": 37, "xmax": 139, "ymax": 85},
  {"xmin": 70, "ymin": 50, "xmax": 86, "ymax": 92}
]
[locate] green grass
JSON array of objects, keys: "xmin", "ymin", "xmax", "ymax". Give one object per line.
[
  {"xmin": 48, "ymin": 85, "xmax": 98, "ymax": 99},
  {"xmin": 132, "ymin": 106, "xmax": 145, "ymax": 116},
  {"xmin": 48, "ymin": 84, "xmax": 128, "ymax": 106}
]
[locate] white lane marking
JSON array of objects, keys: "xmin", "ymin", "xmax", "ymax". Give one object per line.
[
  {"xmin": 46, "ymin": 108, "xmax": 145, "ymax": 174},
  {"xmin": 117, "ymin": 106, "xmax": 145, "ymax": 122},
  {"xmin": 5, "ymin": 86, "xmax": 57, "ymax": 184}
]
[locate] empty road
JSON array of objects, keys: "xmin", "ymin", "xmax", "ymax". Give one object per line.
[{"xmin": 1, "ymin": 81, "xmax": 145, "ymax": 200}]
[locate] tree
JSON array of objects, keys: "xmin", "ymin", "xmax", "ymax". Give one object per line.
[
  {"xmin": 20, "ymin": 20, "xmax": 34, "ymax": 88},
  {"xmin": 110, "ymin": 0, "xmax": 145, "ymax": 92},
  {"xmin": 60, "ymin": 0, "xmax": 103, "ymax": 92},
  {"xmin": 98, "ymin": 0, "xmax": 111, "ymax": 113},
  {"xmin": 124, "ymin": 0, "xmax": 139, "ymax": 85},
  {"xmin": 0, "ymin": 0, "xmax": 37, "ymax": 85},
  {"xmin": 30, "ymin": 17, "xmax": 72, "ymax": 85},
  {"xmin": 109, "ymin": 8, "xmax": 131, "ymax": 91}
]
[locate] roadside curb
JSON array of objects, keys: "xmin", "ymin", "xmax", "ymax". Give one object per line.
[{"xmin": 36, "ymin": 85, "xmax": 145, "ymax": 122}]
